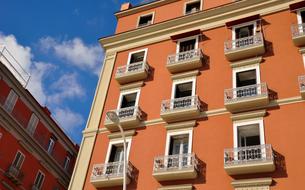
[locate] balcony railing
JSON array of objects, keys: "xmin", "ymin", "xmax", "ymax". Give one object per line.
[
  {"xmin": 299, "ymin": 75, "xmax": 305, "ymax": 91},
  {"xmin": 153, "ymin": 153, "xmax": 198, "ymax": 173},
  {"xmin": 161, "ymin": 96, "xmax": 201, "ymax": 113},
  {"xmin": 224, "ymin": 33, "xmax": 264, "ymax": 52},
  {"xmin": 91, "ymin": 161, "xmax": 133, "ymax": 181},
  {"xmin": 224, "ymin": 83, "xmax": 268, "ymax": 104},
  {"xmin": 291, "ymin": 23, "xmax": 305, "ymax": 38},
  {"xmin": 0, "ymin": 46, "xmax": 31, "ymax": 87},
  {"xmin": 116, "ymin": 61, "xmax": 149, "ymax": 77},
  {"xmin": 167, "ymin": 49, "xmax": 203, "ymax": 65},
  {"xmin": 224, "ymin": 144, "xmax": 273, "ymax": 166},
  {"xmin": 5, "ymin": 165, "xmax": 24, "ymax": 184},
  {"xmin": 106, "ymin": 106, "xmax": 142, "ymax": 122},
  {"xmin": 31, "ymin": 185, "xmax": 40, "ymax": 190}
]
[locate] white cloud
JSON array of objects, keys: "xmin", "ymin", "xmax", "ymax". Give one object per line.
[
  {"xmin": 48, "ymin": 73, "xmax": 85, "ymax": 104},
  {"xmin": 53, "ymin": 107, "xmax": 84, "ymax": 133},
  {"xmin": 39, "ymin": 36, "xmax": 103, "ymax": 75}
]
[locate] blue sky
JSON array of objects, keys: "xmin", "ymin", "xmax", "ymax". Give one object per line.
[{"xmin": 0, "ymin": 0, "xmax": 147, "ymax": 144}]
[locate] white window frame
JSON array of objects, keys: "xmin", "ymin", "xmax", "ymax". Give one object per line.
[
  {"xmin": 4, "ymin": 89, "xmax": 18, "ymax": 113},
  {"xmin": 176, "ymin": 35, "xmax": 199, "ymax": 54},
  {"xmin": 302, "ymin": 54, "xmax": 305, "ymax": 69},
  {"xmin": 184, "ymin": 0, "xmax": 203, "ymax": 15},
  {"xmin": 233, "ymin": 118, "xmax": 265, "ymax": 149},
  {"xmin": 63, "ymin": 156, "xmax": 71, "ymax": 170},
  {"xmin": 232, "ymin": 64, "xmax": 261, "ymax": 89},
  {"xmin": 126, "ymin": 48, "xmax": 148, "ymax": 66},
  {"xmin": 27, "ymin": 113, "xmax": 39, "ymax": 135},
  {"xmin": 297, "ymin": 8, "xmax": 305, "ymax": 24},
  {"xmin": 232, "ymin": 21, "xmax": 257, "ymax": 40},
  {"xmin": 171, "ymin": 77, "xmax": 196, "ymax": 100},
  {"xmin": 12, "ymin": 151, "xmax": 25, "ymax": 169},
  {"xmin": 117, "ymin": 88, "xmax": 141, "ymax": 110},
  {"xmin": 105, "ymin": 137, "xmax": 132, "ymax": 163},
  {"xmin": 47, "ymin": 138, "xmax": 55, "ymax": 154},
  {"xmin": 34, "ymin": 170, "xmax": 45, "ymax": 190},
  {"xmin": 165, "ymin": 129, "xmax": 193, "ymax": 156},
  {"xmin": 137, "ymin": 12, "xmax": 155, "ymax": 28}
]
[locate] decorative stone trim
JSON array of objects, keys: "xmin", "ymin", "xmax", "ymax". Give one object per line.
[
  {"xmin": 107, "ymin": 129, "xmax": 136, "ymax": 139},
  {"xmin": 231, "ymin": 109, "xmax": 266, "ymax": 121},
  {"xmin": 165, "ymin": 120, "xmax": 196, "ymax": 130},
  {"xmin": 231, "ymin": 177, "xmax": 272, "ymax": 188},
  {"xmin": 230, "ymin": 56, "xmax": 263, "ymax": 68},
  {"xmin": 171, "ymin": 70, "xmax": 199, "ymax": 80},
  {"xmin": 120, "ymin": 81, "xmax": 144, "ymax": 91},
  {"xmin": 158, "ymin": 184, "xmax": 193, "ymax": 190}
]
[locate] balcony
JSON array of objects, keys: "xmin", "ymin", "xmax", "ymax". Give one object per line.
[
  {"xmin": 115, "ymin": 61, "xmax": 149, "ymax": 84},
  {"xmin": 32, "ymin": 186, "xmax": 40, "ymax": 190},
  {"xmin": 224, "ymin": 33, "xmax": 265, "ymax": 61},
  {"xmin": 104, "ymin": 106, "xmax": 143, "ymax": 131},
  {"xmin": 153, "ymin": 153, "xmax": 198, "ymax": 181},
  {"xmin": 224, "ymin": 83, "xmax": 269, "ymax": 113},
  {"xmin": 291, "ymin": 23, "xmax": 305, "ymax": 46},
  {"xmin": 166, "ymin": 49, "xmax": 204, "ymax": 73},
  {"xmin": 299, "ymin": 75, "xmax": 305, "ymax": 99},
  {"xmin": 160, "ymin": 96, "xmax": 201, "ymax": 123},
  {"xmin": 90, "ymin": 161, "xmax": 133, "ymax": 188},
  {"xmin": 5, "ymin": 165, "xmax": 24, "ymax": 185},
  {"xmin": 224, "ymin": 144, "xmax": 275, "ymax": 175}
]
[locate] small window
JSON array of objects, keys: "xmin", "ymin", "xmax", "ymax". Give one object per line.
[
  {"xmin": 120, "ymin": 92, "xmax": 138, "ymax": 108},
  {"xmin": 4, "ymin": 89, "xmax": 18, "ymax": 113},
  {"xmin": 34, "ymin": 171, "xmax": 45, "ymax": 190},
  {"xmin": 236, "ymin": 69, "xmax": 257, "ymax": 88},
  {"xmin": 12, "ymin": 151, "xmax": 25, "ymax": 170},
  {"xmin": 185, "ymin": 1, "xmax": 201, "ymax": 15},
  {"xmin": 298, "ymin": 9, "xmax": 305, "ymax": 24},
  {"xmin": 47, "ymin": 138, "xmax": 56, "ymax": 154},
  {"xmin": 235, "ymin": 24, "xmax": 254, "ymax": 39},
  {"xmin": 174, "ymin": 82, "xmax": 193, "ymax": 98},
  {"xmin": 138, "ymin": 14, "xmax": 153, "ymax": 28},
  {"xmin": 169, "ymin": 135, "xmax": 189, "ymax": 155},
  {"xmin": 129, "ymin": 51, "xmax": 145, "ymax": 64},
  {"xmin": 179, "ymin": 39, "xmax": 196, "ymax": 53},
  {"xmin": 63, "ymin": 156, "xmax": 71, "ymax": 171},
  {"xmin": 27, "ymin": 113, "xmax": 39, "ymax": 135},
  {"xmin": 238, "ymin": 124, "xmax": 261, "ymax": 147}
]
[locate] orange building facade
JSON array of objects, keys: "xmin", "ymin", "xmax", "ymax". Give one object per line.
[
  {"xmin": 70, "ymin": 0, "xmax": 305, "ymax": 189},
  {"xmin": 0, "ymin": 46, "xmax": 78, "ymax": 190}
]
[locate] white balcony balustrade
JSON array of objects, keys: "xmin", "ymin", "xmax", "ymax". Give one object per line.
[
  {"xmin": 291, "ymin": 23, "xmax": 305, "ymax": 46},
  {"xmin": 224, "ymin": 33, "xmax": 265, "ymax": 61},
  {"xmin": 115, "ymin": 61, "xmax": 149, "ymax": 84},
  {"xmin": 90, "ymin": 161, "xmax": 133, "ymax": 188},
  {"xmin": 160, "ymin": 95, "xmax": 201, "ymax": 122},
  {"xmin": 166, "ymin": 49, "xmax": 204, "ymax": 73},
  {"xmin": 104, "ymin": 106, "xmax": 143, "ymax": 131},
  {"xmin": 153, "ymin": 153, "xmax": 198, "ymax": 181},
  {"xmin": 224, "ymin": 83, "xmax": 269, "ymax": 112},
  {"xmin": 224, "ymin": 144, "xmax": 275, "ymax": 175},
  {"xmin": 299, "ymin": 75, "xmax": 305, "ymax": 99},
  {"xmin": 5, "ymin": 165, "xmax": 24, "ymax": 185}
]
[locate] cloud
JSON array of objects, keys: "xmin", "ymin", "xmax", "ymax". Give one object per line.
[
  {"xmin": 39, "ymin": 36, "xmax": 103, "ymax": 75},
  {"xmin": 53, "ymin": 107, "xmax": 84, "ymax": 133},
  {"xmin": 48, "ymin": 73, "xmax": 85, "ymax": 104}
]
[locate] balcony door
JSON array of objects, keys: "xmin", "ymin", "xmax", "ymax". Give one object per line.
[
  {"xmin": 118, "ymin": 91, "xmax": 139, "ymax": 118},
  {"xmin": 177, "ymin": 36, "xmax": 198, "ymax": 62},
  {"xmin": 168, "ymin": 135, "xmax": 189, "ymax": 168},
  {"xmin": 235, "ymin": 69, "xmax": 257, "ymax": 98},
  {"xmin": 107, "ymin": 145, "xmax": 125, "ymax": 175},
  {"xmin": 127, "ymin": 49, "xmax": 147, "ymax": 72},
  {"xmin": 233, "ymin": 23, "xmax": 256, "ymax": 48},
  {"xmin": 173, "ymin": 81, "xmax": 194, "ymax": 109}
]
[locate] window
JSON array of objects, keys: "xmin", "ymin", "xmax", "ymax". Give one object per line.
[
  {"xmin": 27, "ymin": 113, "xmax": 39, "ymax": 135},
  {"xmin": 12, "ymin": 151, "xmax": 25, "ymax": 170},
  {"xmin": 177, "ymin": 36, "xmax": 198, "ymax": 53},
  {"xmin": 297, "ymin": 9, "xmax": 305, "ymax": 24},
  {"xmin": 127, "ymin": 49, "xmax": 147, "ymax": 65},
  {"xmin": 138, "ymin": 13, "xmax": 154, "ymax": 27},
  {"xmin": 47, "ymin": 137, "xmax": 56, "ymax": 154},
  {"xmin": 4, "ymin": 89, "xmax": 18, "ymax": 113},
  {"xmin": 171, "ymin": 78, "xmax": 196, "ymax": 108},
  {"xmin": 185, "ymin": 0, "xmax": 201, "ymax": 15},
  {"xmin": 117, "ymin": 89, "xmax": 140, "ymax": 117},
  {"xmin": 232, "ymin": 22, "xmax": 257, "ymax": 48},
  {"xmin": 33, "ymin": 171, "xmax": 45, "ymax": 190},
  {"xmin": 63, "ymin": 156, "xmax": 71, "ymax": 171}
]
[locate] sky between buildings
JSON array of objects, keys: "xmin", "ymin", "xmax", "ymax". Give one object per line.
[{"xmin": 0, "ymin": 0, "xmax": 148, "ymax": 144}]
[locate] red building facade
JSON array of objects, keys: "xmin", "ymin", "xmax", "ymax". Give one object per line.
[
  {"xmin": 0, "ymin": 46, "xmax": 78, "ymax": 190},
  {"xmin": 70, "ymin": 0, "xmax": 305, "ymax": 189}
]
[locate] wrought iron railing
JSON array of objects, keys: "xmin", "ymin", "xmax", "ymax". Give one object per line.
[
  {"xmin": 91, "ymin": 161, "xmax": 133, "ymax": 180},
  {"xmin": 291, "ymin": 23, "xmax": 305, "ymax": 37},
  {"xmin": 224, "ymin": 33, "xmax": 264, "ymax": 52},
  {"xmin": 5, "ymin": 165, "xmax": 24, "ymax": 182},
  {"xmin": 224, "ymin": 83, "xmax": 268, "ymax": 103},
  {"xmin": 153, "ymin": 153, "xmax": 198, "ymax": 173},
  {"xmin": 116, "ymin": 61, "xmax": 149, "ymax": 76},
  {"xmin": 298, "ymin": 75, "xmax": 305, "ymax": 91},
  {"xmin": 167, "ymin": 49, "xmax": 203, "ymax": 65},
  {"xmin": 161, "ymin": 95, "xmax": 201, "ymax": 113},
  {"xmin": 106, "ymin": 106, "xmax": 142, "ymax": 122},
  {"xmin": 224, "ymin": 144, "xmax": 273, "ymax": 166},
  {"xmin": 0, "ymin": 45, "xmax": 31, "ymax": 87}
]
